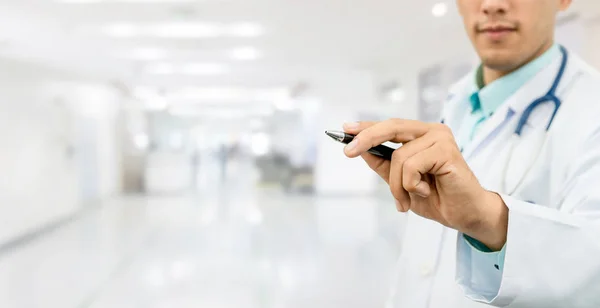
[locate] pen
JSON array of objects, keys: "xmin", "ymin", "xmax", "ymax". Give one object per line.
[{"xmin": 325, "ymin": 130, "xmax": 396, "ymax": 160}]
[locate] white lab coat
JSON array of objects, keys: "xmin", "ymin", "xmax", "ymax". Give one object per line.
[{"xmin": 386, "ymin": 52, "xmax": 600, "ymax": 308}]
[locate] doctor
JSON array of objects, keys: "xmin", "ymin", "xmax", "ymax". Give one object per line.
[{"xmin": 343, "ymin": 0, "xmax": 600, "ymax": 307}]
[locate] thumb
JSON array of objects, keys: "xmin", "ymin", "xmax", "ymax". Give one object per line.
[{"xmin": 361, "ymin": 152, "xmax": 391, "ymax": 183}]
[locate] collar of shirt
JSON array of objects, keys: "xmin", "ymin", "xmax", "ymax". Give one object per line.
[{"xmin": 470, "ymin": 44, "xmax": 561, "ymax": 117}]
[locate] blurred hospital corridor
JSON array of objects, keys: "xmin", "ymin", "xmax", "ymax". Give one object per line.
[
  {"xmin": 0, "ymin": 156, "xmax": 404, "ymax": 308},
  {"xmin": 3, "ymin": 0, "xmax": 600, "ymax": 307}
]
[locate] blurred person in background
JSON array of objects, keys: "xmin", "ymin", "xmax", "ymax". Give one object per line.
[
  {"xmin": 218, "ymin": 143, "xmax": 229, "ymax": 183},
  {"xmin": 191, "ymin": 148, "xmax": 200, "ymax": 190},
  {"xmin": 342, "ymin": 0, "xmax": 600, "ymax": 307}
]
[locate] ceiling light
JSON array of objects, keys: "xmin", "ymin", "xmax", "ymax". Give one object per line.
[
  {"xmin": 51, "ymin": 0, "xmax": 89, "ymax": 2},
  {"xmin": 168, "ymin": 106, "xmax": 248, "ymax": 118},
  {"xmin": 102, "ymin": 23, "xmax": 140, "ymax": 38},
  {"xmin": 100, "ymin": 21, "xmax": 264, "ymax": 39},
  {"xmin": 57, "ymin": 0, "xmax": 195, "ymax": 2},
  {"xmin": 145, "ymin": 63, "xmax": 176, "ymax": 75},
  {"xmin": 181, "ymin": 63, "xmax": 228, "ymax": 75},
  {"xmin": 166, "ymin": 87, "xmax": 287, "ymax": 103},
  {"xmin": 229, "ymin": 47, "xmax": 261, "ymax": 61},
  {"xmin": 120, "ymin": 48, "xmax": 167, "ymax": 61},
  {"xmin": 56, "ymin": 0, "xmax": 101, "ymax": 3},
  {"xmin": 228, "ymin": 22, "xmax": 265, "ymax": 37},
  {"xmin": 169, "ymin": 87, "xmax": 240, "ymax": 101},
  {"xmin": 432, "ymin": 2, "xmax": 448, "ymax": 17},
  {"xmin": 120, "ymin": 0, "xmax": 195, "ymax": 2},
  {"xmin": 150, "ymin": 22, "xmax": 223, "ymax": 38},
  {"xmin": 131, "ymin": 48, "xmax": 167, "ymax": 61}
]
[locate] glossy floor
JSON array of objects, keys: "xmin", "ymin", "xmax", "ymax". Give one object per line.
[{"xmin": 0, "ymin": 160, "xmax": 406, "ymax": 308}]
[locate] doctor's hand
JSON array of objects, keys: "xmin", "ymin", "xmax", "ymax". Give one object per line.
[{"xmin": 343, "ymin": 119, "xmax": 508, "ymax": 251}]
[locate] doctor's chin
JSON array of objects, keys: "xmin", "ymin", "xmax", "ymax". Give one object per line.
[{"xmin": 2, "ymin": 1, "xmax": 600, "ymax": 308}]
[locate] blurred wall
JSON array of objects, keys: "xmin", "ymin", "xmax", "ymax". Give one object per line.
[
  {"xmin": 0, "ymin": 58, "xmax": 79, "ymax": 243},
  {"xmin": 69, "ymin": 83, "xmax": 123, "ymax": 200},
  {"xmin": 313, "ymin": 70, "xmax": 381, "ymax": 195},
  {"xmin": 0, "ymin": 58, "xmax": 122, "ymax": 244},
  {"xmin": 583, "ymin": 20, "xmax": 600, "ymax": 69}
]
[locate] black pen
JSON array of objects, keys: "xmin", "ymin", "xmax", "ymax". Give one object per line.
[{"xmin": 325, "ymin": 130, "xmax": 396, "ymax": 160}]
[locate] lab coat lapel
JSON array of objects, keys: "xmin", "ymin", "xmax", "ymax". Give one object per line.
[
  {"xmin": 460, "ymin": 105, "xmax": 516, "ymax": 162},
  {"xmin": 503, "ymin": 54, "xmax": 580, "ymax": 194},
  {"xmin": 464, "ymin": 50, "xmax": 580, "ymax": 195},
  {"xmin": 461, "ymin": 54, "xmax": 566, "ymax": 163}
]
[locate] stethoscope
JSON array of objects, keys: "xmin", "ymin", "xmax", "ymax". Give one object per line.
[
  {"xmin": 329, "ymin": 47, "xmax": 568, "ymax": 165},
  {"xmin": 515, "ymin": 45, "xmax": 568, "ymax": 136},
  {"xmin": 482, "ymin": 45, "xmax": 569, "ymax": 195},
  {"xmin": 385, "ymin": 48, "xmax": 570, "ymax": 305},
  {"xmin": 443, "ymin": 45, "xmax": 569, "ymax": 161},
  {"xmin": 441, "ymin": 45, "xmax": 568, "ymax": 132}
]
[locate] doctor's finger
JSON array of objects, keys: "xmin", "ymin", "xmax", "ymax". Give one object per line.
[
  {"xmin": 360, "ymin": 152, "xmax": 390, "ymax": 182},
  {"xmin": 402, "ymin": 144, "xmax": 448, "ymax": 197},
  {"xmin": 391, "ymin": 131, "xmax": 437, "ymax": 162},
  {"xmin": 344, "ymin": 119, "xmax": 432, "ymax": 158},
  {"xmin": 387, "ymin": 134, "xmax": 437, "ymax": 210},
  {"xmin": 389, "ymin": 152, "xmax": 411, "ymax": 212},
  {"xmin": 343, "ymin": 121, "xmax": 378, "ymax": 134}
]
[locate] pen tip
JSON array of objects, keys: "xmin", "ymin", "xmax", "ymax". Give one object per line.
[{"xmin": 325, "ymin": 130, "xmax": 344, "ymax": 141}]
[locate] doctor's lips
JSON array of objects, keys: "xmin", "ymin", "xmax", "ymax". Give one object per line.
[{"xmin": 477, "ymin": 24, "xmax": 517, "ymax": 40}]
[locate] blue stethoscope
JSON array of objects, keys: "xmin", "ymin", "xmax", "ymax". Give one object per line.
[
  {"xmin": 472, "ymin": 45, "xmax": 569, "ymax": 195},
  {"xmin": 515, "ymin": 45, "xmax": 568, "ymax": 136},
  {"xmin": 441, "ymin": 45, "xmax": 569, "ymax": 136}
]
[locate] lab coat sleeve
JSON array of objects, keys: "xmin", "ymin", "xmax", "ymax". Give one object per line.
[
  {"xmin": 456, "ymin": 133, "xmax": 600, "ymax": 307},
  {"xmin": 456, "ymin": 234, "xmax": 507, "ymax": 302}
]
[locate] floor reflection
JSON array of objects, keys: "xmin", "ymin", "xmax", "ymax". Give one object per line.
[{"xmin": 0, "ymin": 160, "xmax": 406, "ymax": 308}]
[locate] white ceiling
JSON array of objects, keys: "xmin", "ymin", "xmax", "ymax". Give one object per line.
[
  {"xmin": 0, "ymin": 0, "xmax": 469, "ymax": 87},
  {"xmin": 0, "ymin": 0, "xmax": 597, "ymax": 109}
]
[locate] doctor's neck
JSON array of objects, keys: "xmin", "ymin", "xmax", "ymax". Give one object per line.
[{"xmin": 482, "ymin": 39, "xmax": 555, "ymax": 86}]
